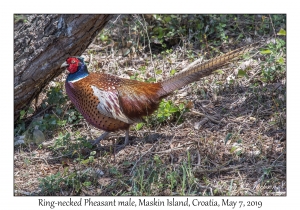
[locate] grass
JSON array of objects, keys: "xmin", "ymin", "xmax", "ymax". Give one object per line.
[{"xmin": 14, "ymin": 14, "xmax": 286, "ymax": 196}]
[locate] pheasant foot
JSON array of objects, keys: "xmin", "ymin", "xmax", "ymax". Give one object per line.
[{"xmin": 115, "ymin": 128, "xmax": 130, "ymax": 150}]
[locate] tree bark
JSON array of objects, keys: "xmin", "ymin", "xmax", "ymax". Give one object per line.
[{"xmin": 14, "ymin": 14, "xmax": 111, "ymax": 122}]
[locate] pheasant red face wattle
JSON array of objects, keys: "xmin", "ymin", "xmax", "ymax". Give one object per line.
[{"xmin": 61, "ymin": 57, "xmax": 82, "ymax": 73}]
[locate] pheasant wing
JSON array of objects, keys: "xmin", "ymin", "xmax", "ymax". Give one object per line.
[{"xmin": 91, "ymin": 85, "xmax": 140, "ymax": 124}]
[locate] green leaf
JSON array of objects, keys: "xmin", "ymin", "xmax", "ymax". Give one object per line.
[
  {"xmin": 165, "ymin": 102, "xmax": 170, "ymax": 109},
  {"xmin": 155, "ymin": 69, "xmax": 163, "ymax": 75},
  {"xmin": 147, "ymin": 78, "xmax": 156, "ymax": 83},
  {"xmin": 50, "ymin": 119, "xmax": 57, "ymax": 125},
  {"xmin": 170, "ymin": 69, "xmax": 176, "ymax": 76},
  {"xmin": 225, "ymin": 133, "xmax": 232, "ymax": 145},
  {"xmin": 57, "ymin": 120, "xmax": 66, "ymax": 126},
  {"xmin": 55, "ymin": 107, "xmax": 62, "ymax": 115},
  {"xmin": 28, "ymin": 107, "xmax": 34, "ymax": 114},
  {"xmin": 170, "ymin": 107, "xmax": 179, "ymax": 113},
  {"xmin": 179, "ymin": 103, "xmax": 185, "ymax": 110},
  {"xmin": 269, "ymin": 121, "xmax": 277, "ymax": 125},
  {"xmin": 276, "ymin": 57, "xmax": 285, "ymax": 64},
  {"xmin": 260, "ymin": 49, "xmax": 272, "ymax": 54},
  {"xmin": 230, "ymin": 146, "xmax": 237, "ymax": 153},
  {"xmin": 237, "ymin": 69, "xmax": 247, "ymax": 77},
  {"xmin": 277, "ymin": 28, "xmax": 286, "ymax": 36},
  {"xmin": 235, "ymin": 150, "xmax": 242, "ymax": 156},
  {"xmin": 88, "ymin": 156, "xmax": 94, "ymax": 162},
  {"xmin": 123, "ymin": 161, "xmax": 132, "ymax": 166},
  {"xmin": 164, "ymin": 16, "xmax": 171, "ymax": 23},
  {"xmin": 80, "ymin": 159, "xmax": 90, "ymax": 165},
  {"xmin": 214, "ymin": 69, "xmax": 224, "ymax": 74},
  {"xmin": 20, "ymin": 110, "xmax": 26, "ymax": 119},
  {"xmin": 153, "ymin": 27, "xmax": 165, "ymax": 39},
  {"xmin": 135, "ymin": 123, "xmax": 144, "ymax": 131},
  {"xmin": 263, "ymin": 168, "xmax": 272, "ymax": 175},
  {"xmin": 109, "ymin": 167, "xmax": 119, "ymax": 175},
  {"xmin": 83, "ymin": 181, "xmax": 92, "ymax": 187},
  {"xmin": 99, "ymin": 34, "xmax": 108, "ymax": 41},
  {"xmin": 153, "ymin": 14, "xmax": 160, "ymax": 20},
  {"xmin": 165, "ymin": 113, "xmax": 171, "ymax": 117}
]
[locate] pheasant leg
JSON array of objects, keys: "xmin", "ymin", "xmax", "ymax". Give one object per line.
[
  {"xmin": 92, "ymin": 128, "xmax": 129, "ymax": 147},
  {"xmin": 115, "ymin": 128, "xmax": 130, "ymax": 150},
  {"xmin": 124, "ymin": 128, "xmax": 129, "ymax": 145},
  {"xmin": 92, "ymin": 131, "xmax": 110, "ymax": 145}
]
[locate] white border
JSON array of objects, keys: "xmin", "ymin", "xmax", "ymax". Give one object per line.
[{"xmin": 5, "ymin": 1, "xmax": 297, "ymax": 209}]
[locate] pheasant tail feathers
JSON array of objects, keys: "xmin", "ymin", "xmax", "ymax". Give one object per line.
[{"xmin": 158, "ymin": 43, "xmax": 257, "ymax": 96}]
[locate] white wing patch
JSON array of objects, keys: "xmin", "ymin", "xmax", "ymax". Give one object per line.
[{"xmin": 91, "ymin": 85, "xmax": 136, "ymax": 124}]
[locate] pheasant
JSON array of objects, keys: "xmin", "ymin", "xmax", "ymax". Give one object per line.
[{"xmin": 61, "ymin": 43, "xmax": 257, "ymax": 147}]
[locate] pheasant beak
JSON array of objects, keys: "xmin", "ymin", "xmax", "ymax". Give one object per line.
[{"xmin": 60, "ymin": 61, "xmax": 69, "ymax": 68}]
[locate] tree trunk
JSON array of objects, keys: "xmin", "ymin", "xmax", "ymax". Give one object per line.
[{"xmin": 14, "ymin": 14, "xmax": 112, "ymax": 122}]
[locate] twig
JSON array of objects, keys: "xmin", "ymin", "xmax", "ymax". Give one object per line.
[
  {"xmin": 246, "ymin": 66, "xmax": 261, "ymax": 83},
  {"xmin": 130, "ymin": 143, "xmax": 156, "ymax": 175},
  {"xmin": 193, "ymin": 164, "xmax": 244, "ymax": 175},
  {"xmin": 88, "ymin": 53, "xmax": 93, "ymax": 68},
  {"xmin": 46, "ymin": 153, "xmax": 73, "ymax": 161},
  {"xmin": 137, "ymin": 15, "xmax": 157, "ymax": 81},
  {"xmin": 268, "ymin": 15, "xmax": 277, "ymax": 40},
  {"xmin": 30, "ymin": 156, "xmax": 50, "ymax": 166},
  {"xmin": 24, "ymin": 105, "xmax": 54, "ymax": 122},
  {"xmin": 252, "ymin": 173, "xmax": 265, "ymax": 190},
  {"xmin": 271, "ymin": 153, "xmax": 284, "ymax": 166},
  {"xmin": 153, "ymin": 141, "xmax": 194, "ymax": 154},
  {"xmin": 191, "ymin": 110, "xmax": 220, "ymax": 124},
  {"xmin": 197, "ymin": 184, "xmax": 214, "ymax": 196},
  {"xmin": 197, "ymin": 150, "xmax": 201, "ymax": 166},
  {"xmin": 112, "ymin": 15, "xmax": 121, "ymax": 24}
]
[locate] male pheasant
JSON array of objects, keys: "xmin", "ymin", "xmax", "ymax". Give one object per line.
[{"xmin": 61, "ymin": 44, "xmax": 256, "ymax": 147}]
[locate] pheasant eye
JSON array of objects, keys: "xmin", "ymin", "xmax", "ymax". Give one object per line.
[{"xmin": 71, "ymin": 60, "xmax": 76, "ymax": 64}]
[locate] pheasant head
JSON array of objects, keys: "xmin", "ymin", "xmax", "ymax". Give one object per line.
[{"xmin": 61, "ymin": 57, "xmax": 89, "ymax": 82}]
